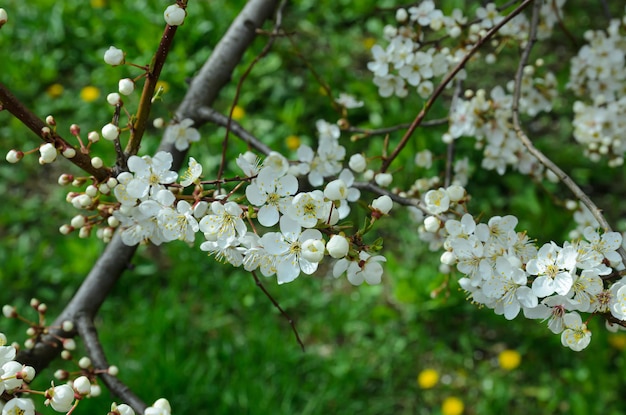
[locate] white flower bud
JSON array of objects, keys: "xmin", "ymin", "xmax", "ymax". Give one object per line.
[
  {"xmin": 21, "ymin": 365, "xmax": 36, "ymax": 382},
  {"xmin": 78, "ymin": 356, "xmax": 92, "ymax": 369},
  {"xmin": 62, "ymin": 147, "xmax": 76, "ymax": 158},
  {"xmin": 61, "ymin": 350, "xmax": 71, "ymax": 360},
  {"xmin": 6, "ymin": 149, "xmax": 23, "ymax": 163},
  {"xmin": 88, "ymin": 131, "xmax": 99, "ymax": 143},
  {"xmin": 90, "ymin": 157, "xmax": 104, "ymax": 169},
  {"xmin": 363, "ymin": 169, "xmax": 375, "ymax": 181},
  {"xmin": 90, "ymin": 384, "xmax": 102, "ymax": 397},
  {"xmin": 2, "ymin": 305, "xmax": 16, "ymax": 318},
  {"xmin": 25, "ymin": 338, "xmax": 35, "ymax": 349},
  {"xmin": 324, "ymin": 179, "xmax": 348, "ymax": 201},
  {"xmin": 372, "ymin": 195, "xmax": 392, "ymax": 214},
  {"xmin": 49, "ymin": 384, "xmax": 74, "ymax": 412},
  {"xmin": 39, "ymin": 143, "xmax": 57, "ymax": 163},
  {"xmin": 153, "ymin": 398, "xmax": 171, "ymax": 412},
  {"xmin": 114, "ymin": 404, "xmax": 135, "ymax": 415},
  {"xmin": 395, "ymin": 8, "xmax": 408, "ymax": 23},
  {"xmin": 153, "ymin": 117, "xmax": 165, "ymax": 128},
  {"xmin": 70, "ymin": 215, "xmax": 86, "ymax": 228},
  {"xmin": 62, "ymin": 338, "xmax": 76, "ymax": 351},
  {"xmin": 107, "ymin": 92, "xmax": 121, "ymax": 106},
  {"xmin": 104, "ymin": 46, "xmax": 124, "ymax": 66},
  {"xmin": 375, "ymin": 172, "xmax": 393, "ymax": 187},
  {"xmin": 99, "ymin": 183, "xmax": 110, "ymax": 194},
  {"xmin": 348, "ymin": 153, "xmax": 367, "ymax": 173},
  {"xmin": 45, "ymin": 115, "xmax": 56, "ymax": 125},
  {"xmin": 424, "ymin": 215, "xmax": 441, "ymax": 233},
  {"xmin": 0, "ymin": 8, "xmax": 7, "ymax": 28},
  {"xmin": 101, "ymin": 123, "xmax": 119, "ymax": 141},
  {"xmin": 73, "ymin": 375, "xmax": 91, "ymax": 395},
  {"xmin": 445, "ymin": 185, "xmax": 465, "ymax": 202},
  {"xmin": 85, "ymin": 185, "xmax": 98, "ymax": 197},
  {"xmin": 108, "ymin": 365, "xmax": 119, "ymax": 376},
  {"xmin": 118, "ymin": 78, "xmax": 135, "ymax": 95},
  {"xmin": 327, "ymin": 235, "xmax": 350, "ymax": 259},
  {"xmin": 414, "ymin": 150, "xmax": 432, "ymax": 168},
  {"xmin": 107, "ymin": 216, "xmax": 120, "ymax": 227},
  {"xmin": 164, "ymin": 4, "xmax": 186, "ymax": 26},
  {"xmin": 301, "ymin": 239, "xmax": 326, "ymax": 263},
  {"xmin": 59, "ymin": 224, "xmax": 72, "ymax": 235},
  {"xmin": 78, "ymin": 227, "xmax": 90, "ymax": 238},
  {"xmin": 77, "ymin": 194, "xmax": 92, "ymax": 207},
  {"xmin": 54, "ymin": 369, "xmax": 68, "ymax": 380},
  {"xmin": 440, "ymin": 251, "xmax": 457, "ymax": 265},
  {"xmin": 62, "ymin": 320, "xmax": 74, "ymax": 332}
]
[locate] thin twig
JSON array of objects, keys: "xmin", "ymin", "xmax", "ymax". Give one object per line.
[
  {"xmin": 0, "ymin": 83, "xmax": 111, "ymax": 181},
  {"xmin": 197, "ymin": 107, "xmax": 272, "ymax": 155},
  {"xmin": 510, "ymin": 0, "xmax": 626, "ymax": 264},
  {"xmin": 75, "ymin": 314, "xmax": 147, "ymax": 414},
  {"xmin": 346, "ymin": 118, "xmax": 448, "ymax": 137},
  {"xmin": 380, "ymin": 0, "xmax": 535, "ymax": 173},
  {"xmin": 216, "ymin": 0, "xmax": 288, "ymax": 183},
  {"xmin": 251, "ymin": 270, "xmax": 305, "ymax": 351}
]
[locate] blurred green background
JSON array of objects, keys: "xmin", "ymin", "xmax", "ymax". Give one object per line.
[{"xmin": 2, "ymin": 1, "xmax": 626, "ymax": 414}]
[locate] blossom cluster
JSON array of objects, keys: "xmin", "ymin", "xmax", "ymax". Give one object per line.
[
  {"xmin": 109, "ymin": 143, "xmax": 391, "ymax": 287},
  {"xmin": 367, "ymin": 1, "xmax": 564, "ymax": 100},
  {"xmin": 435, "ymin": 212, "xmax": 625, "ymax": 351},
  {"xmin": 568, "ymin": 17, "xmax": 626, "ymax": 166}
]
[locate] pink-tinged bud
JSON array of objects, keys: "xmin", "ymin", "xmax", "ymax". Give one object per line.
[
  {"xmin": 104, "ymin": 46, "xmax": 124, "ymax": 66},
  {"xmin": 6, "ymin": 149, "xmax": 23, "ymax": 163},
  {"xmin": 45, "ymin": 115, "xmax": 56, "ymax": 126},
  {"xmin": 0, "ymin": 8, "xmax": 7, "ymax": 29},
  {"xmin": 164, "ymin": 4, "xmax": 186, "ymax": 26},
  {"xmin": 62, "ymin": 338, "xmax": 76, "ymax": 351},
  {"xmin": 3, "ymin": 304, "xmax": 17, "ymax": 318},
  {"xmin": 59, "ymin": 224, "xmax": 73, "ymax": 235},
  {"xmin": 58, "ymin": 174, "xmax": 73, "ymax": 185},
  {"xmin": 70, "ymin": 124, "xmax": 80, "ymax": 135}
]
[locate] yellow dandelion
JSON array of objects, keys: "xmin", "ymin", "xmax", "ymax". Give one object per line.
[
  {"xmin": 90, "ymin": 0, "xmax": 106, "ymax": 8},
  {"xmin": 416, "ymin": 368, "xmax": 439, "ymax": 389},
  {"xmin": 608, "ymin": 333, "xmax": 626, "ymax": 350},
  {"xmin": 231, "ymin": 105, "xmax": 245, "ymax": 121},
  {"xmin": 441, "ymin": 396, "xmax": 464, "ymax": 415},
  {"xmin": 80, "ymin": 86, "xmax": 100, "ymax": 103},
  {"xmin": 498, "ymin": 349, "xmax": 521, "ymax": 371},
  {"xmin": 46, "ymin": 83, "xmax": 64, "ymax": 98},
  {"xmin": 285, "ymin": 135, "xmax": 301, "ymax": 151},
  {"xmin": 362, "ymin": 37, "xmax": 377, "ymax": 50},
  {"xmin": 156, "ymin": 80, "xmax": 170, "ymax": 93}
]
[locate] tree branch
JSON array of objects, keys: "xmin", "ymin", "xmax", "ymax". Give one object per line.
[
  {"xmin": 0, "ymin": 83, "xmax": 111, "ymax": 181},
  {"xmin": 75, "ymin": 313, "xmax": 147, "ymax": 413}
]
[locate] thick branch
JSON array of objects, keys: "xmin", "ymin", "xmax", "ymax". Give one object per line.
[{"xmin": 75, "ymin": 313, "xmax": 147, "ymax": 413}]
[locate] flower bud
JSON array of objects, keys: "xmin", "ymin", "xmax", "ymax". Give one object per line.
[
  {"xmin": 104, "ymin": 46, "xmax": 124, "ymax": 66},
  {"xmin": 70, "ymin": 215, "xmax": 86, "ymax": 228},
  {"xmin": 3, "ymin": 305, "xmax": 16, "ymax": 318},
  {"xmin": 101, "ymin": 123, "xmax": 119, "ymax": 141},
  {"xmin": 372, "ymin": 195, "xmax": 392, "ymax": 214},
  {"xmin": 108, "ymin": 365, "xmax": 119, "ymax": 376},
  {"xmin": 445, "ymin": 185, "xmax": 465, "ymax": 202},
  {"xmin": 62, "ymin": 338, "xmax": 76, "ymax": 351},
  {"xmin": 48, "ymin": 384, "xmax": 74, "ymax": 412},
  {"xmin": 78, "ymin": 356, "xmax": 92, "ymax": 369},
  {"xmin": 118, "ymin": 78, "xmax": 135, "ymax": 95},
  {"xmin": 164, "ymin": 4, "xmax": 186, "ymax": 25},
  {"xmin": 440, "ymin": 251, "xmax": 456, "ymax": 265},
  {"xmin": 301, "ymin": 239, "xmax": 326, "ymax": 263},
  {"xmin": 107, "ymin": 92, "xmax": 121, "ymax": 106},
  {"xmin": 88, "ymin": 131, "xmax": 100, "ymax": 143},
  {"xmin": 39, "ymin": 143, "xmax": 57, "ymax": 163},
  {"xmin": 45, "ymin": 115, "xmax": 56, "ymax": 126},
  {"xmin": 348, "ymin": 153, "xmax": 367, "ymax": 173},
  {"xmin": 62, "ymin": 320, "xmax": 74, "ymax": 332},
  {"xmin": 424, "ymin": 215, "xmax": 441, "ymax": 233},
  {"xmin": 324, "ymin": 179, "xmax": 348, "ymax": 201},
  {"xmin": 70, "ymin": 124, "xmax": 80, "ymax": 135},
  {"xmin": 113, "ymin": 403, "xmax": 135, "ymax": 415},
  {"xmin": 91, "ymin": 156, "xmax": 104, "ymax": 169},
  {"xmin": 6, "ymin": 149, "xmax": 23, "ymax": 163},
  {"xmin": 327, "ymin": 235, "xmax": 350, "ymax": 259},
  {"xmin": 63, "ymin": 147, "xmax": 76, "ymax": 158},
  {"xmin": 375, "ymin": 172, "xmax": 393, "ymax": 187},
  {"xmin": 0, "ymin": 8, "xmax": 7, "ymax": 28},
  {"xmin": 73, "ymin": 375, "xmax": 91, "ymax": 395},
  {"xmin": 59, "ymin": 224, "xmax": 73, "ymax": 235}
]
